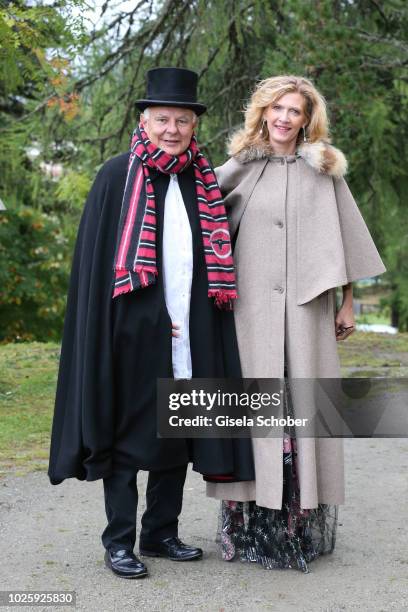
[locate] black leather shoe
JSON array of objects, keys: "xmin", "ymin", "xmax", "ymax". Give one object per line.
[
  {"xmin": 139, "ymin": 537, "xmax": 203, "ymax": 561},
  {"xmin": 104, "ymin": 549, "xmax": 148, "ymax": 578}
]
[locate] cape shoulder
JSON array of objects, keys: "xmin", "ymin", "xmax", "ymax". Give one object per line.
[
  {"xmin": 215, "ymin": 157, "xmax": 252, "ymax": 196},
  {"xmin": 96, "ymin": 151, "xmax": 130, "ymax": 184},
  {"xmin": 215, "ymin": 141, "xmax": 385, "ymax": 307},
  {"xmin": 82, "ymin": 151, "xmax": 130, "ymax": 220}
]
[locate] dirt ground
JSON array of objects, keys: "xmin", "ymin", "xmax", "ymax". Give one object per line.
[{"xmin": 0, "ymin": 439, "xmax": 407, "ymax": 612}]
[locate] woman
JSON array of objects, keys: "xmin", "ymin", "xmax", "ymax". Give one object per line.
[{"xmin": 206, "ymin": 75, "xmax": 386, "ymax": 572}]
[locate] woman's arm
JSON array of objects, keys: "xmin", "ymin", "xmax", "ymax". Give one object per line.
[{"xmin": 335, "ymin": 282, "xmax": 355, "ymax": 341}]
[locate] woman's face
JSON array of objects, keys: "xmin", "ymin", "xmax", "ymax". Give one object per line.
[{"xmin": 263, "ymin": 92, "xmax": 307, "ymax": 149}]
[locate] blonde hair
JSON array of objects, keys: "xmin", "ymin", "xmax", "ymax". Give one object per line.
[{"xmin": 229, "ymin": 75, "xmax": 330, "ymax": 155}]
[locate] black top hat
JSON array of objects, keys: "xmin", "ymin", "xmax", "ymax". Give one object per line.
[{"xmin": 135, "ymin": 67, "xmax": 207, "ymax": 116}]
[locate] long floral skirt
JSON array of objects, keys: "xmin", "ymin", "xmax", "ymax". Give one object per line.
[
  {"xmin": 218, "ymin": 369, "xmax": 339, "ymax": 573},
  {"xmin": 219, "ymin": 433, "xmax": 338, "ymax": 573}
]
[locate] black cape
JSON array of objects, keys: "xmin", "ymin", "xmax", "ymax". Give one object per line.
[{"xmin": 48, "ymin": 152, "xmax": 254, "ymax": 485}]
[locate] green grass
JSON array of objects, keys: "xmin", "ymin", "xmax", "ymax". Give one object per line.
[
  {"xmin": 356, "ymin": 312, "xmax": 392, "ymax": 326},
  {"xmin": 337, "ymin": 331, "xmax": 408, "ymax": 376},
  {"xmin": 1, "ymin": 333, "xmax": 408, "ymax": 476},
  {"xmin": 0, "ymin": 343, "xmax": 60, "ymax": 477}
]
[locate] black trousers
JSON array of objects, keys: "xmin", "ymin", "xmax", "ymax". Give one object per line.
[{"xmin": 101, "ymin": 463, "xmax": 188, "ymax": 552}]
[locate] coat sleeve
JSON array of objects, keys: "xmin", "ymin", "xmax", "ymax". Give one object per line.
[{"xmin": 48, "ymin": 164, "xmax": 120, "ymax": 484}]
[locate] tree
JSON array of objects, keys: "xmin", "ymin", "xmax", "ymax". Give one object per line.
[{"xmin": 0, "ymin": 0, "xmax": 86, "ymax": 341}]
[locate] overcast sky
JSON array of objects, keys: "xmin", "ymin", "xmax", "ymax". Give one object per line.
[{"xmin": 70, "ymin": 0, "xmax": 139, "ymax": 30}]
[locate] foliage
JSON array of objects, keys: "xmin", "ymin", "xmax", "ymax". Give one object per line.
[
  {"xmin": 0, "ymin": 0, "xmax": 86, "ymax": 340},
  {"xmin": 0, "ymin": 207, "xmax": 69, "ymax": 341},
  {"xmin": 0, "ymin": 0, "xmax": 85, "ymax": 119}
]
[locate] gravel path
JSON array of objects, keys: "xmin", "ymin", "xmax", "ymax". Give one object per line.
[{"xmin": 1, "ymin": 439, "xmax": 407, "ymax": 612}]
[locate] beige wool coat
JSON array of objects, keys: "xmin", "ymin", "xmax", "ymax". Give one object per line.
[{"xmin": 206, "ymin": 140, "xmax": 386, "ymax": 510}]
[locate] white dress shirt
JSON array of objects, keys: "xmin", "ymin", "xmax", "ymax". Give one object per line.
[{"xmin": 162, "ymin": 173, "xmax": 193, "ymax": 380}]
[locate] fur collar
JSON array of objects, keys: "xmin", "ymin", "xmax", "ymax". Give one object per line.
[{"xmin": 232, "ymin": 140, "xmax": 347, "ymax": 178}]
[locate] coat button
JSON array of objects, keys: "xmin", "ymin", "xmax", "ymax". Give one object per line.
[
  {"xmin": 275, "ymin": 220, "xmax": 283, "ymax": 228},
  {"xmin": 274, "ymin": 285, "xmax": 284, "ymax": 294}
]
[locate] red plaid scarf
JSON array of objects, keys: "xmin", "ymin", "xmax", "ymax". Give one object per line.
[{"xmin": 113, "ymin": 124, "xmax": 237, "ymax": 308}]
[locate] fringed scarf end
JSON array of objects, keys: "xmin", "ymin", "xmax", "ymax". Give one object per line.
[
  {"xmin": 112, "ymin": 266, "xmax": 158, "ymax": 297},
  {"xmin": 112, "ymin": 285, "xmax": 132, "ymax": 299},
  {"xmin": 135, "ymin": 265, "xmax": 158, "ymax": 288},
  {"xmin": 209, "ymin": 290, "xmax": 238, "ymax": 310}
]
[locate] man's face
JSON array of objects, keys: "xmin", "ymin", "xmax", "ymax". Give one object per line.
[{"xmin": 141, "ymin": 106, "xmax": 196, "ymax": 156}]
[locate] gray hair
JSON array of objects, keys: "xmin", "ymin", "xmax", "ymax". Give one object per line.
[{"xmin": 142, "ymin": 107, "xmax": 197, "ymax": 124}]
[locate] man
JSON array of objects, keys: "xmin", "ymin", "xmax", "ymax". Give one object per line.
[{"xmin": 48, "ymin": 67, "xmax": 253, "ymax": 579}]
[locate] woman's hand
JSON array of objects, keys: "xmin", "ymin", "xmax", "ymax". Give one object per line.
[
  {"xmin": 172, "ymin": 322, "xmax": 181, "ymax": 338},
  {"xmin": 335, "ymin": 306, "xmax": 355, "ymax": 341},
  {"xmin": 335, "ymin": 283, "xmax": 355, "ymax": 341}
]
